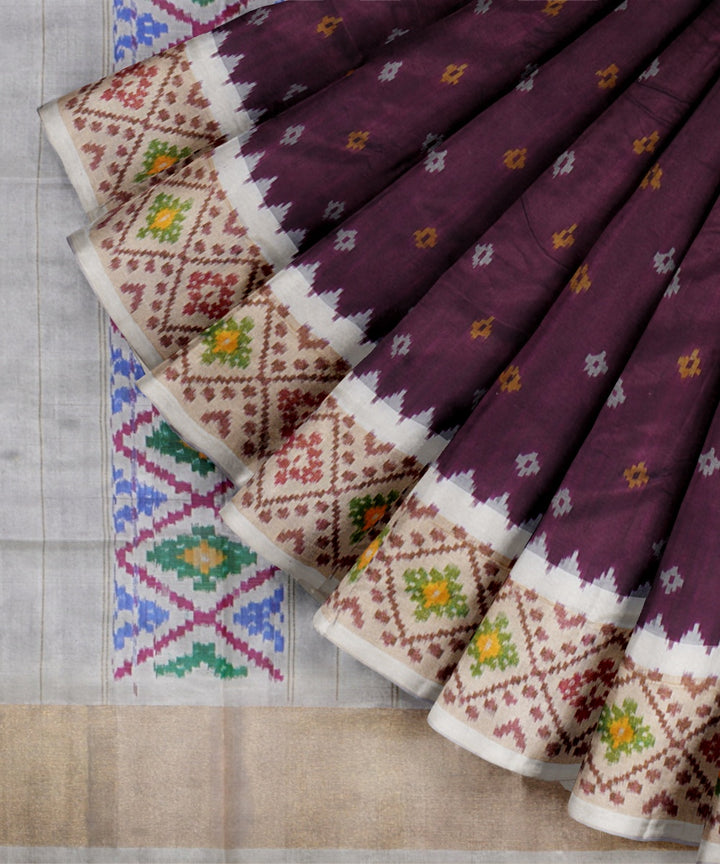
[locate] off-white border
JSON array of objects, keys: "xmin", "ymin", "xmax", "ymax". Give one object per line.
[
  {"xmin": 332, "ymin": 374, "xmax": 447, "ymax": 466},
  {"xmin": 627, "ymin": 626, "xmax": 720, "ymax": 678},
  {"xmin": 511, "ymin": 548, "xmax": 645, "ymax": 629},
  {"xmin": 220, "ymin": 501, "xmax": 338, "ymax": 602},
  {"xmin": 138, "ymin": 370, "xmax": 253, "ymax": 486},
  {"xmin": 269, "ymin": 266, "xmax": 375, "ymax": 366},
  {"xmin": 38, "ymin": 99, "xmax": 102, "ymax": 218},
  {"xmin": 568, "ymin": 794, "xmax": 703, "ymax": 846},
  {"xmin": 212, "ymin": 138, "xmax": 297, "ymax": 268},
  {"xmin": 69, "ymin": 228, "xmax": 163, "ymax": 368},
  {"xmin": 185, "ymin": 32, "xmax": 255, "ymax": 140},
  {"xmin": 428, "ymin": 703, "xmax": 581, "ymax": 781},
  {"xmin": 314, "ymin": 608, "xmax": 442, "ymax": 702},
  {"xmin": 414, "ymin": 466, "xmax": 532, "ymax": 560},
  {"xmin": 699, "ymin": 839, "xmax": 720, "ymax": 863}
]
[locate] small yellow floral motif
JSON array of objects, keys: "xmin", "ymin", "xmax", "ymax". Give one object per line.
[
  {"xmin": 181, "ymin": 539, "xmax": 225, "ymax": 576},
  {"xmin": 624, "ymin": 462, "xmax": 649, "ymax": 489},
  {"xmin": 151, "ymin": 207, "xmax": 178, "ymax": 230},
  {"xmin": 552, "ymin": 223, "xmax": 577, "ymax": 250},
  {"xmin": 678, "ymin": 348, "xmax": 702, "ymax": 379},
  {"xmin": 471, "ymin": 316, "xmax": 495, "ymax": 340},
  {"xmin": 640, "ymin": 163, "xmax": 662, "ymax": 190},
  {"xmin": 503, "ymin": 148, "xmax": 527, "ymax": 170},
  {"xmin": 474, "ymin": 629, "xmax": 502, "ymax": 663},
  {"xmin": 468, "ymin": 613, "xmax": 519, "ymax": 676},
  {"xmin": 499, "ymin": 364, "xmax": 522, "ymax": 393},
  {"xmin": 317, "ymin": 15, "xmax": 342, "ymax": 37},
  {"xmin": 346, "ymin": 130, "xmax": 370, "ymax": 152},
  {"xmin": 598, "ymin": 698, "xmax": 655, "ymax": 763},
  {"xmin": 569, "ymin": 263, "xmax": 592, "ymax": 294},
  {"xmin": 441, "ymin": 63, "xmax": 468, "ymax": 86},
  {"xmin": 413, "ymin": 227, "xmax": 438, "ymax": 249},
  {"xmin": 403, "ymin": 564, "xmax": 469, "ymax": 621},
  {"xmin": 201, "ymin": 317, "xmax": 254, "ymax": 368},
  {"xmin": 632, "ymin": 131, "xmax": 660, "ymax": 155},
  {"xmin": 542, "ymin": 0, "xmax": 566, "ymax": 16},
  {"xmin": 137, "ymin": 192, "xmax": 193, "ymax": 244},
  {"xmin": 609, "ymin": 715, "xmax": 636, "ymax": 749},
  {"xmin": 347, "ymin": 527, "xmax": 390, "ymax": 582},
  {"xmin": 596, "ymin": 63, "xmax": 620, "ymax": 89},
  {"xmin": 148, "ymin": 154, "xmax": 177, "ymax": 175},
  {"xmin": 423, "ymin": 580, "xmax": 450, "ymax": 609}
]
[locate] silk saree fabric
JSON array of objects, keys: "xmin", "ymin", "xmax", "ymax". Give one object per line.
[{"xmin": 40, "ymin": 0, "xmax": 720, "ymax": 855}]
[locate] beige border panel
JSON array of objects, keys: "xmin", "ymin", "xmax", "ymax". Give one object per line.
[{"xmin": 0, "ymin": 706, "xmax": 689, "ymax": 855}]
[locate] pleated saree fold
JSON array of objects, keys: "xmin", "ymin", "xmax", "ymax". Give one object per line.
[{"xmin": 40, "ymin": 0, "xmax": 720, "ymax": 853}]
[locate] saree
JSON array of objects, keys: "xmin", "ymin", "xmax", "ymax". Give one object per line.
[{"xmin": 40, "ymin": 0, "xmax": 720, "ymax": 854}]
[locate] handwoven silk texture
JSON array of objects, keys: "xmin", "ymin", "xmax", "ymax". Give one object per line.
[
  {"xmin": 139, "ymin": 0, "xmax": 692, "ymax": 498},
  {"xmin": 225, "ymin": 1, "xmax": 720, "ymax": 600},
  {"xmin": 37, "ymin": 0, "xmax": 720, "ymax": 856}
]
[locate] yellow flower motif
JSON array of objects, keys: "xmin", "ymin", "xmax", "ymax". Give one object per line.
[
  {"xmin": 356, "ymin": 535, "xmax": 383, "ymax": 572},
  {"xmin": 317, "ymin": 15, "xmax": 342, "ymax": 37},
  {"xmin": 640, "ymin": 163, "xmax": 662, "ymax": 190},
  {"xmin": 471, "ymin": 316, "xmax": 495, "ymax": 340},
  {"xmin": 422, "ymin": 580, "xmax": 450, "ymax": 609},
  {"xmin": 632, "ymin": 131, "xmax": 660, "ymax": 155},
  {"xmin": 181, "ymin": 539, "xmax": 225, "ymax": 576},
  {"xmin": 441, "ymin": 63, "xmax": 468, "ymax": 86},
  {"xmin": 150, "ymin": 207, "xmax": 179, "ymax": 231},
  {"xmin": 499, "ymin": 364, "xmax": 522, "ymax": 393},
  {"xmin": 542, "ymin": 0, "xmax": 566, "ymax": 16},
  {"xmin": 569, "ymin": 264, "xmax": 591, "ymax": 294},
  {"xmin": 212, "ymin": 328, "xmax": 241, "ymax": 355},
  {"xmin": 609, "ymin": 715, "xmax": 635, "ymax": 749},
  {"xmin": 346, "ymin": 130, "xmax": 370, "ymax": 152},
  {"xmin": 147, "ymin": 153, "xmax": 178, "ymax": 176},
  {"xmin": 503, "ymin": 148, "xmax": 527, "ymax": 170},
  {"xmin": 624, "ymin": 462, "xmax": 649, "ymax": 489},
  {"xmin": 413, "ymin": 227, "xmax": 438, "ymax": 249},
  {"xmin": 678, "ymin": 348, "xmax": 701, "ymax": 379},
  {"xmin": 474, "ymin": 629, "xmax": 502, "ymax": 662},
  {"xmin": 552, "ymin": 223, "xmax": 577, "ymax": 250},
  {"xmin": 596, "ymin": 63, "xmax": 620, "ymax": 89}
]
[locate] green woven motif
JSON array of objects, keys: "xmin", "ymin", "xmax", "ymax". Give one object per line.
[
  {"xmin": 348, "ymin": 490, "xmax": 400, "ymax": 545},
  {"xmin": 145, "ymin": 421, "xmax": 215, "ymax": 476},
  {"xmin": 154, "ymin": 642, "xmax": 248, "ymax": 679},
  {"xmin": 146, "ymin": 525, "xmax": 257, "ymax": 591},
  {"xmin": 468, "ymin": 614, "xmax": 519, "ymax": 677},
  {"xmin": 134, "ymin": 139, "xmax": 193, "ymax": 183},
  {"xmin": 597, "ymin": 698, "xmax": 656, "ymax": 763},
  {"xmin": 201, "ymin": 317, "xmax": 254, "ymax": 368},
  {"xmin": 403, "ymin": 564, "xmax": 469, "ymax": 621},
  {"xmin": 347, "ymin": 526, "xmax": 390, "ymax": 583},
  {"xmin": 137, "ymin": 192, "xmax": 193, "ymax": 243}
]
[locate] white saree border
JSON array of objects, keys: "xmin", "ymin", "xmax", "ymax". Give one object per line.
[{"xmin": 38, "ymin": 98, "xmax": 103, "ymax": 218}]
